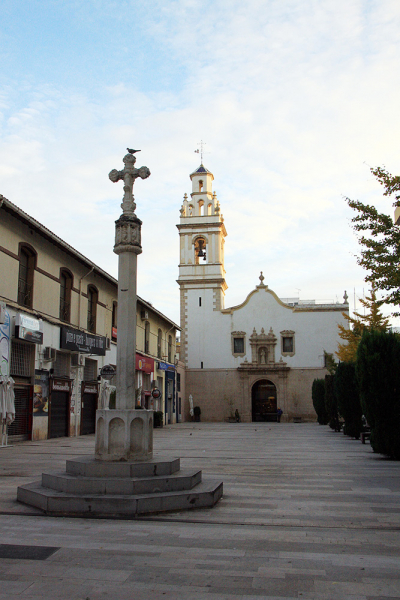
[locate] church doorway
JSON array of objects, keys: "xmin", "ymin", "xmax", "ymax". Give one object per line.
[{"xmin": 252, "ymin": 379, "xmax": 277, "ymax": 422}]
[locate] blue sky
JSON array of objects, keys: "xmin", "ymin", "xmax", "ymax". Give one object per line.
[{"xmin": 1, "ymin": 0, "xmax": 400, "ymax": 326}]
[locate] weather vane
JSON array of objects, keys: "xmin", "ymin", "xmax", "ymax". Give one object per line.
[{"xmin": 194, "ymin": 140, "xmax": 206, "ymax": 163}]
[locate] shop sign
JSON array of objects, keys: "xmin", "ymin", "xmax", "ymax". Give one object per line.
[
  {"xmin": 34, "ymin": 370, "xmax": 49, "ymax": 417},
  {"xmin": 15, "ymin": 313, "xmax": 43, "ymax": 344},
  {"xmin": 157, "ymin": 361, "xmax": 175, "ymax": 372},
  {"xmin": 112, "ymin": 327, "xmax": 117, "ymax": 339},
  {"xmin": 52, "ymin": 379, "xmax": 70, "ymax": 392},
  {"xmin": 60, "ymin": 326, "xmax": 106, "ymax": 356},
  {"xmin": 83, "ymin": 383, "xmax": 98, "ymax": 394},
  {"xmin": 151, "ymin": 387, "xmax": 161, "ymax": 399},
  {"xmin": 0, "ymin": 308, "xmax": 10, "ymax": 376},
  {"xmin": 136, "ymin": 353, "xmax": 154, "ymax": 374},
  {"xmin": 100, "ymin": 364, "xmax": 116, "ymax": 381}
]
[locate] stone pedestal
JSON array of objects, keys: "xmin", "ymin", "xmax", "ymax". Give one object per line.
[{"xmin": 95, "ymin": 409, "xmax": 153, "ymax": 462}]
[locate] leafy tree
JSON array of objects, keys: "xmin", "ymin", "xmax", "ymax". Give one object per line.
[
  {"xmin": 335, "ymin": 362, "xmax": 362, "ymax": 439},
  {"xmin": 323, "ymin": 350, "xmax": 337, "ymax": 374},
  {"xmin": 356, "ymin": 329, "xmax": 400, "ymax": 459},
  {"xmin": 336, "ymin": 315, "xmax": 363, "ymax": 363},
  {"xmin": 346, "ymin": 167, "xmax": 400, "ymax": 317},
  {"xmin": 312, "ymin": 378, "xmax": 329, "ymax": 425},
  {"xmin": 337, "ymin": 286, "xmax": 390, "ymax": 362}
]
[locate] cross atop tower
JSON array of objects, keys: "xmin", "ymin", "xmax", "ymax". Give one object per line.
[{"xmin": 194, "ymin": 140, "xmax": 206, "ymax": 163}]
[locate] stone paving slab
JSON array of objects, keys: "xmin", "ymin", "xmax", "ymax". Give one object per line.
[{"xmin": 0, "ymin": 422, "xmax": 400, "ymax": 598}]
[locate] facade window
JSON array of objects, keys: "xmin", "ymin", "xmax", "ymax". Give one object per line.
[
  {"xmin": 144, "ymin": 321, "xmax": 150, "ymax": 354},
  {"xmin": 84, "ymin": 357, "xmax": 97, "ymax": 381},
  {"xmin": 168, "ymin": 335, "xmax": 172, "ymax": 363},
  {"xmin": 281, "ymin": 330, "xmax": 295, "ymax": 356},
  {"xmin": 18, "ymin": 245, "xmax": 36, "ymax": 308},
  {"xmin": 231, "ymin": 331, "xmax": 246, "ymax": 357},
  {"xmin": 54, "ymin": 352, "xmax": 71, "ymax": 378},
  {"xmin": 177, "ymin": 372, "xmax": 181, "ymax": 392},
  {"xmin": 157, "ymin": 329, "xmax": 162, "ymax": 359},
  {"xmin": 112, "ymin": 301, "xmax": 118, "ymax": 340},
  {"xmin": 234, "ymin": 338, "xmax": 245, "ymax": 353},
  {"xmin": 87, "ymin": 285, "xmax": 98, "ymax": 333},
  {"xmin": 59, "ymin": 269, "xmax": 72, "ymax": 322}
]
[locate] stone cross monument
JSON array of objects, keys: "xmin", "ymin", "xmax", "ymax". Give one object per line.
[{"xmin": 95, "ymin": 150, "xmax": 153, "ymax": 461}]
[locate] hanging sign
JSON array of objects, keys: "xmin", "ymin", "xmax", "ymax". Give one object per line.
[
  {"xmin": 100, "ymin": 364, "xmax": 116, "ymax": 381},
  {"xmin": 15, "ymin": 314, "xmax": 43, "ymax": 344},
  {"xmin": 151, "ymin": 387, "xmax": 161, "ymax": 399}
]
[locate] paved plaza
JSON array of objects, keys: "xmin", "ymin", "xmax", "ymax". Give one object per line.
[{"xmin": 0, "ymin": 422, "xmax": 400, "ymax": 599}]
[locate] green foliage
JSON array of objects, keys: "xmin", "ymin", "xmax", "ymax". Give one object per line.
[
  {"xmin": 153, "ymin": 411, "xmax": 164, "ymax": 428},
  {"xmin": 335, "ymin": 362, "xmax": 363, "ymax": 439},
  {"xmin": 356, "ymin": 329, "xmax": 400, "ymax": 459},
  {"xmin": 323, "ymin": 350, "xmax": 337, "ymax": 375},
  {"xmin": 325, "ymin": 374, "xmax": 340, "ymax": 431},
  {"xmin": 336, "ymin": 286, "xmax": 389, "ymax": 362},
  {"xmin": 312, "ymin": 378, "xmax": 329, "ymax": 425},
  {"xmin": 346, "ymin": 166, "xmax": 400, "ymax": 317}
]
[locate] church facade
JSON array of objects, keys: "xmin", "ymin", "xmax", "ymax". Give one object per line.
[{"xmin": 177, "ymin": 164, "xmax": 349, "ymax": 423}]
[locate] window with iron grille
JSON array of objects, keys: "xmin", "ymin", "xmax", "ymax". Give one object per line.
[
  {"xmin": 10, "ymin": 341, "xmax": 33, "ymax": 377},
  {"xmin": 84, "ymin": 358, "xmax": 97, "ymax": 381},
  {"xmin": 18, "ymin": 246, "xmax": 36, "ymax": 308},
  {"xmin": 87, "ymin": 286, "xmax": 98, "ymax": 333},
  {"xmin": 144, "ymin": 322, "xmax": 150, "ymax": 354},
  {"xmin": 157, "ymin": 329, "xmax": 162, "ymax": 359},
  {"xmin": 112, "ymin": 301, "xmax": 118, "ymax": 340},
  {"xmin": 231, "ymin": 332, "xmax": 246, "ymax": 356},
  {"xmin": 59, "ymin": 270, "xmax": 72, "ymax": 322},
  {"xmin": 53, "ymin": 352, "xmax": 71, "ymax": 377},
  {"xmin": 281, "ymin": 330, "xmax": 295, "ymax": 356},
  {"xmin": 168, "ymin": 335, "xmax": 172, "ymax": 363}
]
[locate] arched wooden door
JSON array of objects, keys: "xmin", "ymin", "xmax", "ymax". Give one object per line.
[{"xmin": 252, "ymin": 379, "xmax": 277, "ymax": 422}]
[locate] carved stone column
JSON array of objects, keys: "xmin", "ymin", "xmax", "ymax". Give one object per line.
[{"xmin": 95, "ymin": 150, "xmax": 152, "ymax": 461}]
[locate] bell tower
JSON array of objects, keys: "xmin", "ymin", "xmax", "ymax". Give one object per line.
[{"xmin": 177, "ymin": 164, "xmax": 227, "ymax": 367}]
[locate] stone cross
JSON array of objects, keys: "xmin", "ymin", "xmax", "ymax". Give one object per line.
[{"xmin": 109, "ymin": 152, "xmax": 151, "ymax": 217}]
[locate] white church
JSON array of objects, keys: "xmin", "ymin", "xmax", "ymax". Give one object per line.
[{"xmin": 177, "ymin": 163, "xmax": 349, "ymax": 423}]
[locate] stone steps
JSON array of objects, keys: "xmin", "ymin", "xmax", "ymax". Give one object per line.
[
  {"xmin": 41, "ymin": 468, "xmax": 202, "ymax": 495},
  {"xmin": 17, "ymin": 456, "xmax": 223, "ymax": 518}
]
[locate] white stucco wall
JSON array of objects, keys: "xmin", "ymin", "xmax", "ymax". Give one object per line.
[{"xmin": 186, "ymin": 285, "xmax": 347, "ymax": 370}]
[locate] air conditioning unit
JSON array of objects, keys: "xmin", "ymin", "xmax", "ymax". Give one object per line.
[
  {"xmin": 71, "ymin": 353, "xmax": 84, "ymax": 367},
  {"xmin": 140, "ymin": 310, "xmax": 149, "ymax": 321},
  {"xmin": 43, "ymin": 347, "xmax": 56, "ymax": 361},
  {"xmin": 106, "ymin": 337, "xmax": 111, "ymax": 350}
]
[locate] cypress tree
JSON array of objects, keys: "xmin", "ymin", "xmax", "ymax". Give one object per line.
[
  {"xmin": 312, "ymin": 378, "xmax": 329, "ymax": 425},
  {"xmin": 356, "ymin": 329, "xmax": 400, "ymax": 459},
  {"xmin": 335, "ymin": 361, "xmax": 362, "ymax": 439}
]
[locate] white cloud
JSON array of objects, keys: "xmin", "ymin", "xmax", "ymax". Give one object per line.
[{"xmin": 1, "ymin": 0, "xmax": 400, "ymax": 326}]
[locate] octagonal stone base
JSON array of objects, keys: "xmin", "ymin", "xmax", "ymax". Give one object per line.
[{"xmin": 95, "ymin": 409, "xmax": 153, "ymax": 462}]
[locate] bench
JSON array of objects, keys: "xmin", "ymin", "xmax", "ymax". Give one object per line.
[{"xmin": 361, "ymin": 430, "xmax": 371, "ymax": 444}]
